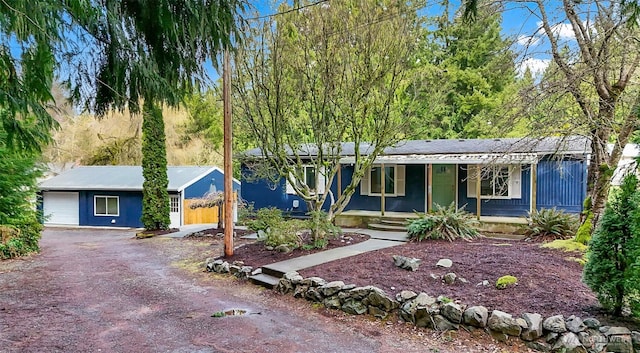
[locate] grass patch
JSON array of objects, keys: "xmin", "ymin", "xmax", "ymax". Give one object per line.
[{"xmin": 541, "ymin": 239, "xmax": 588, "ymax": 253}]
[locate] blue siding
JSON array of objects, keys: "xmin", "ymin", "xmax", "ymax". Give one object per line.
[
  {"xmin": 240, "ymin": 166, "xmax": 311, "ymax": 217},
  {"xmin": 184, "ymin": 169, "xmax": 241, "ymax": 199},
  {"xmin": 79, "ymin": 191, "xmax": 144, "ymax": 228},
  {"xmin": 536, "ymin": 159, "xmax": 586, "ymax": 213},
  {"xmin": 343, "ymin": 165, "xmax": 425, "ymax": 212},
  {"xmin": 458, "ymin": 165, "xmax": 531, "ymax": 217}
]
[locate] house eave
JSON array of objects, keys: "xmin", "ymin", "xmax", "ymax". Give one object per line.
[{"xmin": 339, "ymin": 153, "xmax": 540, "ymax": 165}]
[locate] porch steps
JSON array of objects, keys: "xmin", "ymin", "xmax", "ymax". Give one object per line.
[{"xmin": 367, "ymin": 217, "xmax": 410, "ymax": 232}]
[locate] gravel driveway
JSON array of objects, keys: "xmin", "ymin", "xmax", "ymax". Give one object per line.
[{"xmin": 0, "ymin": 228, "xmax": 502, "ymax": 353}]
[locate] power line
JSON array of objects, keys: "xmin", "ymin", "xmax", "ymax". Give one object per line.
[{"xmin": 245, "ymin": 0, "xmax": 330, "ymax": 21}]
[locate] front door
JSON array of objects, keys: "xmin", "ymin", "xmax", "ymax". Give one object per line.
[
  {"xmin": 431, "ymin": 164, "xmax": 456, "ymax": 210},
  {"xmin": 169, "ymin": 195, "xmax": 181, "ymax": 228}
]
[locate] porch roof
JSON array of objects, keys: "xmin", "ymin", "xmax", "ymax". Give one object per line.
[{"xmin": 339, "ymin": 152, "xmax": 540, "ymax": 165}]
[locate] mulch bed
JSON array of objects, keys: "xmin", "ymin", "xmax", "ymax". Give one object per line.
[
  {"xmin": 183, "ymin": 229, "xmax": 640, "ymax": 329},
  {"xmin": 184, "ymin": 228, "xmax": 370, "ymax": 269}
]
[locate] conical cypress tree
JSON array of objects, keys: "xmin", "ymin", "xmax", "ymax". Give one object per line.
[
  {"xmin": 141, "ymin": 100, "xmax": 170, "ymax": 230},
  {"xmin": 584, "ymin": 173, "xmax": 640, "ymax": 316}
]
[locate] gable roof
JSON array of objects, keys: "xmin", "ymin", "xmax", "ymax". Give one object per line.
[
  {"xmin": 242, "ymin": 136, "xmax": 591, "ymax": 164},
  {"xmin": 39, "ymin": 166, "xmax": 222, "ymax": 192}
]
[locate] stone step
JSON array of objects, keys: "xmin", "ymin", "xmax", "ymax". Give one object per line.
[
  {"xmin": 379, "ymin": 218, "xmax": 408, "ymax": 226},
  {"xmin": 248, "ymin": 272, "xmax": 281, "ymax": 289},
  {"xmin": 368, "ymin": 223, "xmax": 406, "ymax": 232},
  {"xmin": 261, "ymin": 265, "xmax": 286, "ymax": 278}
]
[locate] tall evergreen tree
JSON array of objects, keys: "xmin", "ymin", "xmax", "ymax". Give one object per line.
[
  {"xmin": 407, "ymin": 0, "xmax": 516, "ymax": 139},
  {"xmin": 141, "ymin": 100, "xmax": 170, "ymax": 230}
]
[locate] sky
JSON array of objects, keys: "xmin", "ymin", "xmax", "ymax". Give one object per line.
[{"xmin": 242, "ymin": 0, "xmax": 584, "ymax": 78}]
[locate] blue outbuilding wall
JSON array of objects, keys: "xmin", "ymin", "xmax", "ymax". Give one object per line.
[
  {"xmin": 184, "ymin": 168, "xmax": 241, "ymax": 199},
  {"xmin": 79, "ymin": 191, "xmax": 144, "ymax": 228}
]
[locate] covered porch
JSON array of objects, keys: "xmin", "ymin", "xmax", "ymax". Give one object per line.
[{"xmin": 335, "ymin": 210, "xmax": 529, "ymax": 235}]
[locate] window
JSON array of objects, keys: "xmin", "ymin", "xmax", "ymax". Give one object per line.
[
  {"xmin": 285, "ymin": 165, "xmax": 325, "ymax": 194},
  {"xmin": 467, "ymin": 165, "xmax": 522, "ymax": 199},
  {"xmin": 94, "ymin": 196, "xmax": 119, "ymax": 216},
  {"xmin": 304, "ymin": 166, "xmax": 316, "ymax": 192},
  {"xmin": 170, "ymin": 196, "xmax": 180, "ymax": 213},
  {"xmin": 361, "ymin": 165, "xmax": 405, "ymax": 197}
]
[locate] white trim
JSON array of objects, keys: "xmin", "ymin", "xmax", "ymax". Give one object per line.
[
  {"xmin": 467, "ymin": 164, "xmax": 522, "ymax": 200},
  {"xmin": 176, "ymin": 166, "xmax": 241, "ymax": 192},
  {"xmin": 94, "ymin": 195, "xmax": 120, "ymax": 217}
]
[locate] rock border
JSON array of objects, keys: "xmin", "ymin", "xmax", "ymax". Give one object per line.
[{"xmin": 205, "ymin": 259, "xmax": 640, "ymax": 353}]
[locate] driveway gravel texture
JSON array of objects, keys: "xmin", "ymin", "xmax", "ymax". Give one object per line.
[{"xmin": 0, "ymin": 228, "xmax": 532, "ymax": 353}]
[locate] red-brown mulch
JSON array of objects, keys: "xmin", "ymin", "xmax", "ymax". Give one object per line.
[{"xmin": 184, "ymin": 228, "xmax": 370, "ymax": 269}]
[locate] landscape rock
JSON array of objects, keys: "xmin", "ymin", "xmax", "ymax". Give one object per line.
[
  {"xmin": 413, "ymin": 306, "xmax": 433, "ymax": 328},
  {"xmin": 275, "ymin": 244, "xmax": 291, "ymax": 253},
  {"xmin": 393, "ymin": 255, "xmax": 422, "ymax": 271},
  {"xmin": 283, "ymin": 271, "xmax": 303, "ymax": 284},
  {"xmin": 476, "ymin": 280, "xmax": 490, "ymax": 286},
  {"xmin": 348, "ymin": 286, "xmax": 380, "ymax": 301},
  {"xmin": 293, "ymin": 285, "xmax": 309, "ymax": 299},
  {"xmin": 520, "ymin": 313, "xmax": 543, "ymax": 341},
  {"xmin": 436, "ymin": 258, "xmax": 453, "ymax": 268},
  {"xmin": 525, "ymin": 340, "xmax": 552, "ymax": 352},
  {"xmin": 368, "ymin": 306, "xmax": 388, "ymax": 319},
  {"xmin": 487, "ymin": 310, "xmax": 522, "ymax": 337},
  {"xmin": 364, "ymin": 289, "xmax": 397, "ymax": 312},
  {"xmin": 234, "ymin": 266, "xmax": 252, "ymax": 280},
  {"xmin": 275, "ymin": 278, "xmax": 294, "ymax": 294},
  {"xmin": 578, "ymin": 329, "xmax": 607, "ymax": 353},
  {"xmin": 441, "ymin": 302, "xmax": 464, "ymax": 323},
  {"xmin": 342, "ymin": 299, "xmax": 367, "ymax": 315},
  {"xmin": 463, "ymin": 306, "xmax": 488, "ymax": 328},
  {"xmin": 632, "ymin": 331, "xmax": 640, "ymax": 351},
  {"xmin": 543, "ymin": 315, "xmax": 567, "ymax": 333},
  {"xmin": 318, "ymin": 281, "xmax": 345, "ymax": 297},
  {"xmin": 396, "ymin": 290, "xmax": 417, "ymax": 302},
  {"xmin": 432, "ymin": 314, "xmax": 458, "ymax": 331},
  {"xmin": 583, "ymin": 317, "xmax": 600, "ymax": 329},
  {"xmin": 443, "ymin": 272, "xmax": 457, "ymax": 284},
  {"xmin": 553, "ymin": 332, "xmax": 586, "ymax": 353},
  {"xmin": 414, "ymin": 292, "xmax": 437, "ymax": 307},
  {"xmin": 302, "ymin": 277, "xmax": 326, "ymax": 287},
  {"xmin": 605, "ymin": 327, "xmax": 633, "ymax": 353},
  {"xmin": 323, "ymin": 297, "xmax": 341, "ymax": 310},
  {"xmin": 566, "ymin": 315, "xmax": 586, "ymax": 333},
  {"xmin": 250, "ymin": 268, "xmax": 262, "ymax": 276},
  {"xmin": 304, "ymin": 287, "xmax": 323, "ymax": 302}
]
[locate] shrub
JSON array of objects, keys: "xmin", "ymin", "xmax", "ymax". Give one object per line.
[
  {"xmin": 246, "ymin": 207, "xmax": 284, "ymax": 233},
  {"xmin": 496, "ymin": 275, "xmax": 518, "ymax": 289},
  {"xmin": 262, "ymin": 219, "xmax": 308, "ymax": 249},
  {"xmin": 0, "ymin": 214, "xmax": 42, "ymax": 259},
  {"xmin": 407, "ymin": 203, "xmax": 479, "ymax": 242},
  {"xmin": 584, "ymin": 174, "xmax": 640, "ymax": 317},
  {"xmin": 236, "ymin": 200, "xmax": 255, "ymax": 226},
  {"xmin": 525, "ymin": 207, "xmax": 579, "ymax": 241}
]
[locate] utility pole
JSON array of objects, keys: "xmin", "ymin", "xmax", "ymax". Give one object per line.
[{"xmin": 223, "ymin": 48, "xmax": 234, "ymax": 257}]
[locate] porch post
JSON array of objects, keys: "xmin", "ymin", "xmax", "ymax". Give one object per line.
[
  {"xmin": 530, "ymin": 163, "xmax": 537, "ymax": 213},
  {"xmin": 476, "ymin": 165, "xmax": 481, "ymax": 220},
  {"xmin": 380, "ymin": 163, "xmax": 385, "ymax": 216},
  {"xmin": 337, "ymin": 165, "xmax": 342, "ymax": 200},
  {"xmin": 427, "ymin": 164, "xmax": 432, "ymax": 213}
]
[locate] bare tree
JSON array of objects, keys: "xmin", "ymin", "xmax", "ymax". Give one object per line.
[{"xmin": 234, "ymin": 0, "xmax": 422, "ymax": 229}]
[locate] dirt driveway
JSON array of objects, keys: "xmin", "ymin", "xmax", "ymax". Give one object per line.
[{"xmin": 0, "ymin": 228, "xmax": 522, "ymax": 353}]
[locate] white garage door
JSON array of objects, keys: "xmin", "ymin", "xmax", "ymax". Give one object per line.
[{"xmin": 43, "ymin": 191, "xmax": 79, "ymax": 226}]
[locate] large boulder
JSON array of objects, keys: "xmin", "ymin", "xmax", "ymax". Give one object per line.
[
  {"xmin": 463, "ymin": 306, "xmax": 488, "ymax": 328},
  {"xmin": 487, "ymin": 310, "xmax": 522, "ymax": 337},
  {"xmin": 521, "ymin": 313, "xmax": 543, "ymax": 341}
]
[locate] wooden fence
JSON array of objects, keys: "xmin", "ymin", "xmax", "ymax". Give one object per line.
[{"xmin": 183, "ymin": 200, "xmax": 218, "ymax": 225}]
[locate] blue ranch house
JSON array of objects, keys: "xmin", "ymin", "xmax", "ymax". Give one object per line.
[
  {"xmin": 39, "ymin": 166, "xmax": 240, "ymax": 228},
  {"xmin": 241, "ymin": 136, "xmax": 590, "ymax": 222}
]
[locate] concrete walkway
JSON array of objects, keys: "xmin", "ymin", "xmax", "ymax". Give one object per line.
[{"xmin": 262, "ymin": 229, "xmax": 408, "ymax": 275}]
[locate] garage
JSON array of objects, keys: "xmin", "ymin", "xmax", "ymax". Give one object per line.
[{"xmin": 42, "ymin": 191, "xmax": 79, "ymax": 226}]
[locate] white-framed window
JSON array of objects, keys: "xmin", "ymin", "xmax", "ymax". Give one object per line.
[
  {"xmin": 94, "ymin": 195, "xmax": 119, "ymax": 216},
  {"xmin": 285, "ymin": 165, "xmax": 326, "ymax": 195},
  {"xmin": 170, "ymin": 195, "xmax": 180, "ymax": 213},
  {"xmin": 467, "ymin": 165, "xmax": 522, "ymax": 199},
  {"xmin": 360, "ymin": 165, "xmax": 406, "ymax": 197}
]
